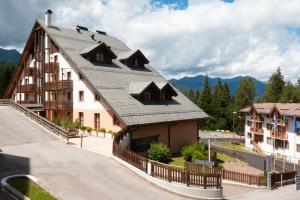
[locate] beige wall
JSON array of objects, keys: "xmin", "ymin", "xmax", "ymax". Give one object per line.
[
  {"xmin": 131, "ymin": 120, "xmax": 198, "ymax": 153},
  {"xmin": 73, "ymin": 109, "xmax": 123, "ymax": 132}
]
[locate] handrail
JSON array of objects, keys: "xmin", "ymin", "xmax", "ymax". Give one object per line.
[
  {"xmin": 0, "ymin": 99, "xmax": 11, "ymax": 105},
  {"xmin": 4, "ymin": 100, "xmax": 69, "ymax": 139}
]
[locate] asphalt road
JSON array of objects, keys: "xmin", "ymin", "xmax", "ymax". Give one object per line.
[{"xmin": 0, "ymin": 106, "xmax": 189, "ymax": 200}]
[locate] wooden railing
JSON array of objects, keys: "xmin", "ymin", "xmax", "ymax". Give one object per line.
[
  {"xmin": 0, "ymin": 99, "xmax": 11, "ymax": 105},
  {"xmin": 23, "ymin": 67, "xmax": 37, "ymax": 76},
  {"xmin": 44, "ymin": 62, "xmax": 59, "ymax": 73},
  {"xmin": 44, "ymin": 80, "xmax": 73, "ymax": 90},
  {"xmin": 250, "ymin": 140, "xmax": 264, "ymax": 156},
  {"xmin": 250, "ymin": 127, "xmax": 264, "ymax": 134},
  {"xmin": 271, "ymin": 131, "xmax": 288, "ymax": 140},
  {"xmin": 3, "ymin": 100, "xmax": 69, "ymax": 139},
  {"xmin": 113, "ymin": 132, "xmax": 222, "ymax": 189},
  {"xmin": 185, "ymin": 162, "xmax": 266, "ymax": 186},
  {"xmin": 16, "ymin": 84, "xmax": 35, "ymax": 93},
  {"xmin": 44, "ymin": 101, "xmax": 73, "ymax": 110}
]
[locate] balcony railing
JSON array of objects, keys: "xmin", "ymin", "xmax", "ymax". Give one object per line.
[
  {"xmin": 44, "ymin": 80, "xmax": 73, "ymax": 91},
  {"xmin": 250, "ymin": 127, "xmax": 264, "ymax": 135},
  {"xmin": 44, "ymin": 101, "xmax": 73, "ymax": 110},
  {"xmin": 250, "ymin": 116, "xmax": 263, "ymax": 122},
  {"xmin": 16, "ymin": 100, "xmax": 36, "ymax": 104},
  {"xmin": 16, "ymin": 84, "xmax": 35, "ymax": 93},
  {"xmin": 271, "ymin": 131, "xmax": 288, "ymax": 140},
  {"xmin": 44, "ymin": 62, "xmax": 59, "ymax": 73},
  {"xmin": 23, "ymin": 67, "xmax": 37, "ymax": 76}
]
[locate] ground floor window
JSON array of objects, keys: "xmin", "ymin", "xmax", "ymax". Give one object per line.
[
  {"xmin": 79, "ymin": 112, "xmax": 84, "ymax": 125},
  {"xmin": 94, "ymin": 113, "xmax": 100, "ymax": 129},
  {"xmin": 132, "ymin": 135, "xmax": 159, "ymax": 153},
  {"xmin": 247, "ymin": 132, "xmax": 252, "ymax": 139}
]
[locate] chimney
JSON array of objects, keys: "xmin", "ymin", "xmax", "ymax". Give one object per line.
[{"xmin": 45, "ymin": 9, "xmax": 52, "ymax": 27}]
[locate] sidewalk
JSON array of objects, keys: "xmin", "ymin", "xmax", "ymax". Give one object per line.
[{"xmin": 68, "ymin": 134, "xmax": 113, "ymax": 157}]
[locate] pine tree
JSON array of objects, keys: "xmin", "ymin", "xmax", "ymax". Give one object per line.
[
  {"xmin": 234, "ymin": 77, "xmax": 256, "ymax": 111},
  {"xmin": 280, "ymin": 81, "xmax": 300, "ymax": 103},
  {"xmin": 0, "ymin": 60, "xmax": 15, "ymax": 98},
  {"xmin": 197, "ymin": 75, "xmax": 212, "ymax": 114},
  {"xmin": 186, "ymin": 88, "xmax": 197, "ymax": 103},
  {"xmin": 263, "ymin": 67, "xmax": 285, "ymax": 102},
  {"xmin": 211, "ymin": 79, "xmax": 224, "ymax": 116}
]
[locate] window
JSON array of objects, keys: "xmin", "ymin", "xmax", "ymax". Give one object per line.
[
  {"xmin": 100, "ymin": 53, "xmax": 104, "ymax": 62},
  {"xmin": 247, "ymin": 132, "xmax": 252, "ymax": 139},
  {"xmin": 133, "ymin": 58, "xmax": 138, "ymax": 67},
  {"xmin": 95, "ymin": 94, "xmax": 100, "ymax": 101},
  {"xmin": 54, "ymin": 55, "xmax": 58, "ymax": 63},
  {"xmin": 160, "ymin": 92, "xmax": 165, "ymax": 100},
  {"xmin": 79, "ymin": 74, "xmax": 83, "ymax": 80},
  {"xmin": 145, "ymin": 91, "xmax": 151, "ymax": 101},
  {"xmin": 267, "ymin": 123, "xmax": 273, "ymax": 130},
  {"xmin": 67, "ymin": 72, "xmax": 71, "ymax": 80},
  {"xmin": 96, "ymin": 53, "xmax": 100, "ymax": 62},
  {"xmin": 94, "ymin": 113, "xmax": 100, "ymax": 129},
  {"xmin": 247, "ymin": 120, "xmax": 252, "ymax": 127},
  {"xmin": 67, "ymin": 92, "xmax": 72, "ymax": 101},
  {"xmin": 79, "ymin": 112, "xmax": 84, "ymax": 125},
  {"xmin": 267, "ymin": 137, "xmax": 273, "ymax": 145},
  {"xmin": 132, "ymin": 135, "xmax": 159, "ymax": 152},
  {"xmin": 297, "ymin": 144, "xmax": 300, "ymax": 152},
  {"xmin": 79, "ymin": 91, "xmax": 84, "ymax": 101}
]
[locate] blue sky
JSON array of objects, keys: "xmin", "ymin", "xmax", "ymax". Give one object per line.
[{"xmin": 151, "ymin": 0, "xmax": 188, "ymax": 9}]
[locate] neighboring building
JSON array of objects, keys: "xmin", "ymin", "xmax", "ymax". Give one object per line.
[
  {"xmin": 4, "ymin": 10, "xmax": 207, "ymax": 153},
  {"xmin": 240, "ymin": 103, "xmax": 300, "ymax": 164}
]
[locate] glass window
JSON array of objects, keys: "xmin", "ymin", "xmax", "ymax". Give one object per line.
[
  {"xmin": 94, "ymin": 113, "xmax": 100, "ymax": 129},
  {"xmin": 79, "ymin": 112, "xmax": 84, "ymax": 125},
  {"xmin": 132, "ymin": 135, "xmax": 159, "ymax": 152},
  {"xmin": 79, "ymin": 91, "xmax": 84, "ymax": 101},
  {"xmin": 145, "ymin": 91, "xmax": 151, "ymax": 101}
]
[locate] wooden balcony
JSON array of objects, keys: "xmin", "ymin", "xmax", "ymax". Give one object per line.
[
  {"xmin": 23, "ymin": 67, "xmax": 37, "ymax": 76},
  {"xmin": 250, "ymin": 127, "xmax": 264, "ymax": 135},
  {"xmin": 44, "ymin": 101, "xmax": 73, "ymax": 110},
  {"xmin": 271, "ymin": 131, "xmax": 288, "ymax": 140},
  {"xmin": 16, "ymin": 84, "xmax": 35, "ymax": 93},
  {"xmin": 250, "ymin": 116, "xmax": 263, "ymax": 122},
  {"xmin": 44, "ymin": 62, "xmax": 59, "ymax": 73},
  {"xmin": 44, "ymin": 80, "xmax": 73, "ymax": 91}
]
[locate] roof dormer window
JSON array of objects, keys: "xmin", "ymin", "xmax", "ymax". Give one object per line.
[
  {"xmin": 96, "ymin": 52, "xmax": 104, "ymax": 63},
  {"xmin": 133, "ymin": 58, "xmax": 139, "ymax": 67}
]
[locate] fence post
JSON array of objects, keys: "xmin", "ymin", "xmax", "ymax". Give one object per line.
[
  {"xmin": 204, "ymin": 174, "xmax": 207, "ymax": 189},
  {"xmin": 267, "ymin": 172, "xmax": 272, "ymax": 190},
  {"xmin": 168, "ymin": 167, "xmax": 172, "ymax": 182},
  {"xmin": 186, "ymin": 170, "xmax": 190, "ymax": 187},
  {"xmin": 147, "ymin": 160, "xmax": 151, "ymax": 175}
]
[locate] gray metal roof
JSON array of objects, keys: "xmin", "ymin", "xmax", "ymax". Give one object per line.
[
  {"xmin": 38, "ymin": 20, "xmax": 207, "ymax": 126},
  {"xmin": 129, "ymin": 82, "xmax": 153, "ymax": 95}
]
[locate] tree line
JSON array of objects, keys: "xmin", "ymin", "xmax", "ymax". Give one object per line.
[
  {"xmin": 0, "ymin": 60, "xmax": 15, "ymax": 98},
  {"xmin": 185, "ymin": 67, "xmax": 300, "ymax": 132}
]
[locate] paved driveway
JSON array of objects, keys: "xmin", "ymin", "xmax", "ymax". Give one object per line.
[{"xmin": 0, "ymin": 107, "xmax": 189, "ymax": 200}]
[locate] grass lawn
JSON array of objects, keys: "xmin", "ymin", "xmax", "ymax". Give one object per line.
[
  {"xmin": 7, "ymin": 177, "xmax": 57, "ymax": 200},
  {"xmin": 214, "ymin": 141, "xmax": 255, "ymax": 155},
  {"xmin": 167, "ymin": 156, "xmax": 185, "ymax": 167}
]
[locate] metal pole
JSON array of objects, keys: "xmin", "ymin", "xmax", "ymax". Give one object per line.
[
  {"xmin": 208, "ymin": 139, "xmax": 211, "ymax": 162},
  {"xmin": 80, "ymin": 132, "xmax": 83, "ymax": 148}
]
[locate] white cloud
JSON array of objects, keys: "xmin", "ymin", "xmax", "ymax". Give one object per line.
[{"xmin": 2, "ymin": 0, "xmax": 300, "ymax": 81}]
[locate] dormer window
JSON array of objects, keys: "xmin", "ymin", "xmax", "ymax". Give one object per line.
[
  {"xmin": 160, "ymin": 92, "xmax": 165, "ymax": 100},
  {"xmin": 133, "ymin": 58, "xmax": 139, "ymax": 67},
  {"xmin": 145, "ymin": 91, "xmax": 151, "ymax": 101},
  {"xmin": 80, "ymin": 42, "xmax": 117, "ymax": 65}
]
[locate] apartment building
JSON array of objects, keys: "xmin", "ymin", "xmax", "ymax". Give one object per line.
[
  {"xmin": 4, "ymin": 10, "xmax": 207, "ymax": 153},
  {"xmin": 240, "ymin": 103, "xmax": 300, "ymax": 164}
]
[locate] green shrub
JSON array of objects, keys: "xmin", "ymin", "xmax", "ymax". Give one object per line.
[
  {"xmin": 108, "ymin": 130, "xmax": 113, "ymax": 134},
  {"xmin": 52, "ymin": 117, "xmax": 61, "ymax": 126},
  {"xmin": 181, "ymin": 143, "xmax": 208, "ymax": 162},
  {"xmin": 147, "ymin": 143, "xmax": 171, "ymax": 162},
  {"xmin": 61, "ymin": 116, "xmax": 73, "ymax": 129},
  {"xmin": 86, "ymin": 127, "xmax": 93, "ymax": 134},
  {"xmin": 99, "ymin": 128, "xmax": 106, "ymax": 132},
  {"xmin": 80, "ymin": 126, "xmax": 87, "ymax": 133}
]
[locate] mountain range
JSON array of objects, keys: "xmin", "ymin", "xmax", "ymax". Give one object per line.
[
  {"xmin": 0, "ymin": 48, "xmax": 21, "ymax": 64},
  {"xmin": 170, "ymin": 75, "xmax": 266, "ymax": 97}
]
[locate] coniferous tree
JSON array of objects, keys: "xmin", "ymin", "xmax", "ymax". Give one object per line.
[
  {"xmin": 280, "ymin": 81, "xmax": 300, "ymax": 103},
  {"xmin": 0, "ymin": 60, "xmax": 15, "ymax": 98},
  {"xmin": 186, "ymin": 88, "xmax": 197, "ymax": 103},
  {"xmin": 197, "ymin": 75, "xmax": 212, "ymax": 114},
  {"xmin": 263, "ymin": 67, "xmax": 285, "ymax": 102}
]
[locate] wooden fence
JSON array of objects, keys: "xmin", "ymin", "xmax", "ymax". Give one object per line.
[
  {"xmin": 112, "ymin": 133, "xmax": 222, "ymax": 189},
  {"xmin": 0, "ymin": 99, "xmax": 69, "ymax": 139},
  {"xmin": 271, "ymin": 171, "xmax": 296, "ymax": 189},
  {"xmin": 185, "ymin": 161, "xmax": 266, "ymax": 186}
]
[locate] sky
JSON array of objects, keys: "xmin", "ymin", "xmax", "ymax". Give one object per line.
[{"xmin": 0, "ymin": 0, "xmax": 300, "ymax": 81}]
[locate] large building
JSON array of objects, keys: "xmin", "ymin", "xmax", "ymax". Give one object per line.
[
  {"xmin": 4, "ymin": 10, "xmax": 207, "ymax": 153},
  {"xmin": 240, "ymin": 103, "xmax": 300, "ymax": 164}
]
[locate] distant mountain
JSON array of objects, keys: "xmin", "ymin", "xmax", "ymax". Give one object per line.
[
  {"xmin": 0, "ymin": 48, "xmax": 21, "ymax": 64},
  {"xmin": 170, "ymin": 75, "xmax": 266, "ymax": 97}
]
